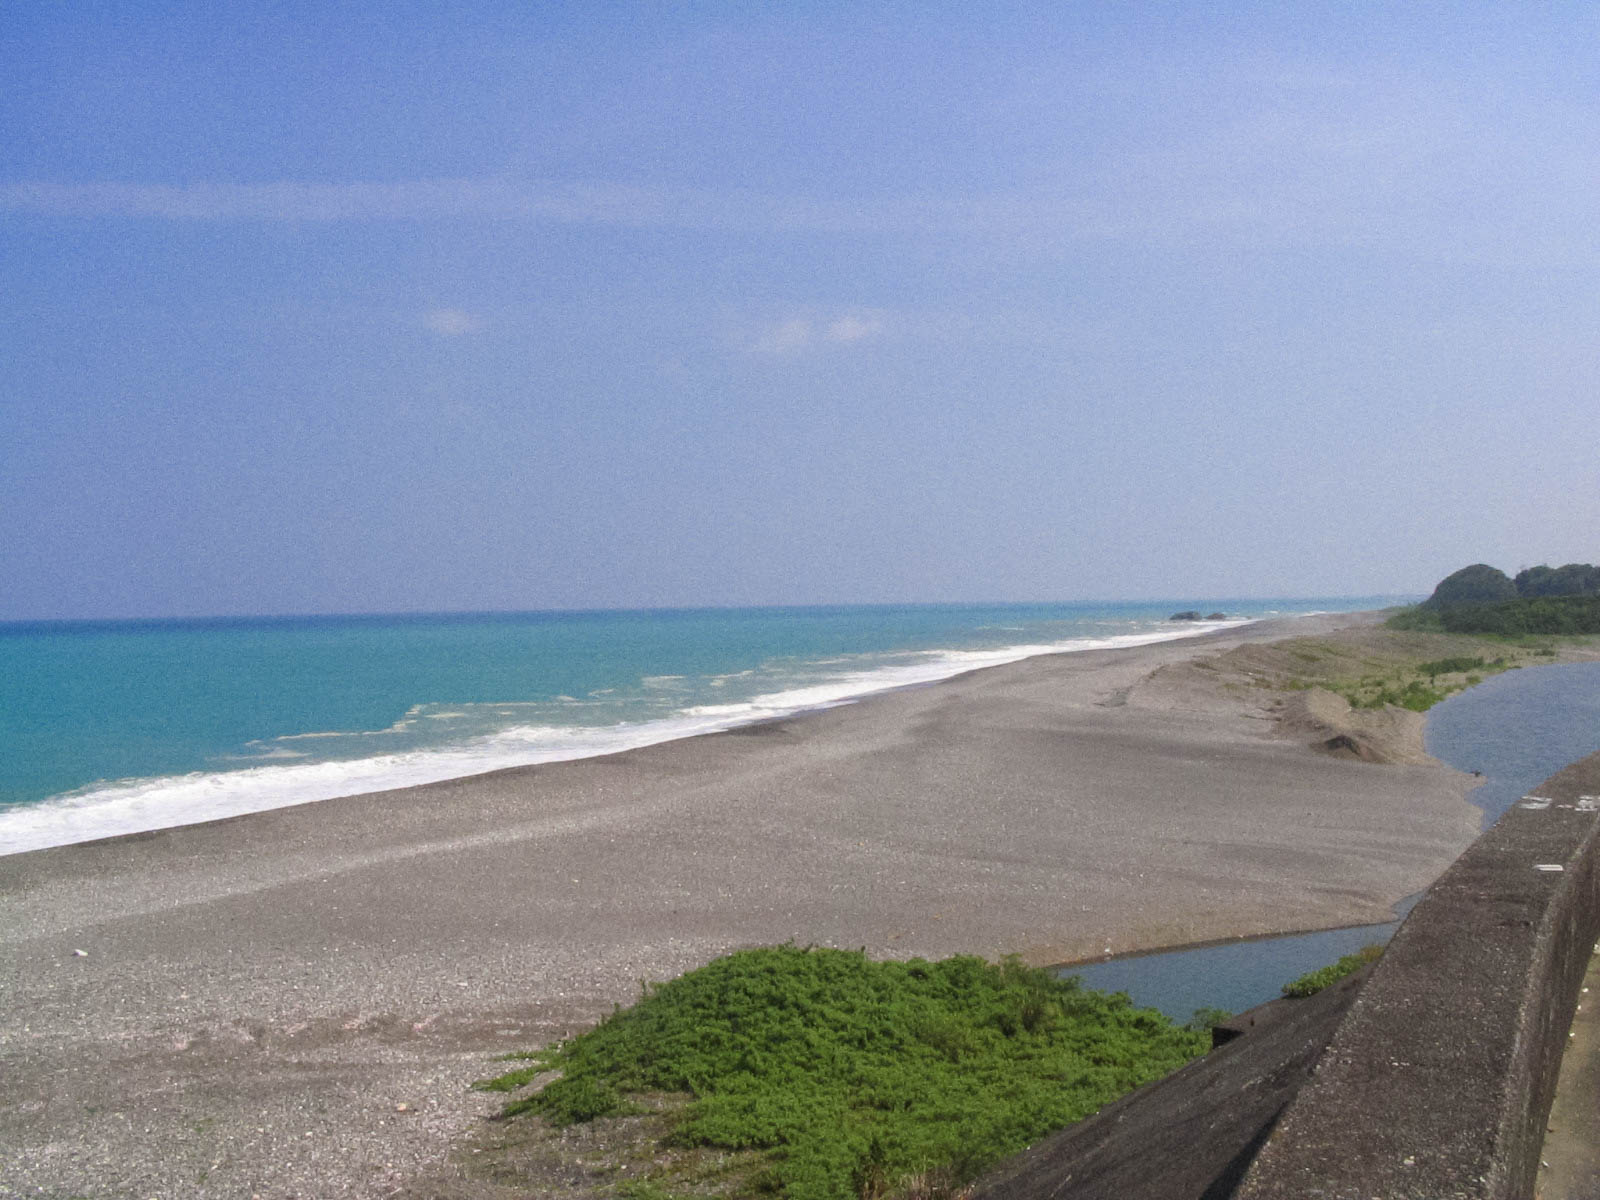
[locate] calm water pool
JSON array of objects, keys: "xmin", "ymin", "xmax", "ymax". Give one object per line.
[
  {"xmin": 1060, "ymin": 904, "xmax": 1409, "ymax": 1023},
  {"xmin": 1060, "ymin": 660, "xmax": 1600, "ymax": 1021}
]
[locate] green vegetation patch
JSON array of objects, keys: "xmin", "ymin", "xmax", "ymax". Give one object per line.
[
  {"xmin": 1320, "ymin": 654, "xmax": 1512, "ymax": 713},
  {"xmin": 1282, "ymin": 945, "xmax": 1383, "ymax": 998},
  {"xmin": 1285, "ymin": 626, "xmax": 1575, "ymax": 712},
  {"xmin": 1405, "ymin": 561, "xmax": 1600, "ymax": 636},
  {"xmin": 1437, "ymin": 595, "xmax": 1600, "ymax": 636},
  {"xmin": 1335, "ymin": 676, "xmax": 1449, "ymax": 712},
  {"xmin": 1416, "ymin": 655, "xmax": 1490, "ymax": 677},
  {"xmin": 478, "ymin": 946, "xmax": 1208, "ymax": 1200},
  {"xmin": 1390, "ymin": 597, "xmax": 1600, "ymax": 639},
  {"xmin": 1191, "ymin": 627, "xmax": 1550, "ymax": 714},
  {"xmin": 1384, "ymin": 606, "xmax": 1446, "ymax": 632},
  {"xmin": 1420, "ymin": 563, "xmax": 1520, "ymax": 611}
]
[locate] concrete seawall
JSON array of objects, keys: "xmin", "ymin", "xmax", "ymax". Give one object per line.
[
  {"xmin": 975, "ymin": 749, "xmax": 1600, "ymax": 1199},
  {"xmin": 1237, "ymin": 750, "xmax": 1600, "ymax": 1198},
  {"xmin": 969, "ymin": 965, "xmax": 1374, "ymax": 1200}
]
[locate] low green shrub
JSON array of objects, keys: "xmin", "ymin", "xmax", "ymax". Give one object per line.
[
  {"xmin": 1439, "ymin": 595, "xmax": 1600, "ymax": 636},
  {"xmin": 1416, "ymin": 656, "xmax": 1488, "ymax": 676},
  {"xmin": 479, "ymin": 946, "xmax": 1208, "ymax": 1200},
  {"xmin": 1337, "ymin": 678, "xmax": 1446, "ymax": 712},
  {"xmin": 1282, "ymin": 945, "xmax": 1384, "ymax": 998},
  {"xmin": 1184, "ymin": 1006, "xmax": 1232, "ymax": 1033},
  {"xmin": 1385, "ymin": 606, "xmax": 1444, "ymax": 632}
]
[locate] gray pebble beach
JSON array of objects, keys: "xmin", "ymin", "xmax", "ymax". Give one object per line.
[{"xmin": 0, "ymin": 612, "xmax": 1482, "ymax": 1198}]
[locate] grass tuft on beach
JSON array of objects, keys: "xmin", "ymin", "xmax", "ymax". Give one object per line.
[
  {"xmin": 1208, "ymin": 623, "xmax": 1599, "ymax": 715},
  {"xmin": 474, "ymin": 945, "xmax": 1207, "ymax": 1200}
]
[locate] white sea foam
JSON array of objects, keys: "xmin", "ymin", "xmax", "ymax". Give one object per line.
[
  {"xmin": 0, "ymin": 619, "xmax": 1248, "ymax": 856},
  {"xmin": 220, "ymin": 747, "xmax": 307, "ymax": 762}
]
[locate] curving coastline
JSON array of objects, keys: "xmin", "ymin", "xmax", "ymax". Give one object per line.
[
  {"xmin": 0, "ymin": 604, "xmax": 1263, "ymax": 858},
  {"xmin": 0, "ymin": 610, "xmax": 1554, "ymax": 1197}
]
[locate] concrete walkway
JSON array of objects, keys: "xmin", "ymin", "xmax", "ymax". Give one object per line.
[{"xmin": 1538, "ymin": 947, "xmax": 1600, "ymax": 1198}]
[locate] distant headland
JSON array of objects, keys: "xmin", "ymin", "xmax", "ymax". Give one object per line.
[{"xmin": 1392, "ymin": 561, "xmax": 1600, "ymax": 635}]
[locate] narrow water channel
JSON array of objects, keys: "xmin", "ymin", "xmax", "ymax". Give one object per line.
[
  {"xmin": 1062, "ymin": 903, "xmax": 1412, "ymax": 1023},
  {"xmin": 1425, "ymin": 659, "xmax": 1600, "ymax": 826},
  {"xmin": 1059, "ymin": 660, "xmax": 1600, "ymax": 1023}
]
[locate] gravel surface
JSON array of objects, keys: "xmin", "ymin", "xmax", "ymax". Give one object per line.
[{"xmin": 0, "ymin": 613, "xmax": 1484, "ymax": 1198}]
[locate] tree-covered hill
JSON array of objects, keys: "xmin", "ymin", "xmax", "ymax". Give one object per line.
[
  {"xmin": 1420, "ymin": 564, "xmax": 1520, "ymax": 610},
  {"xmin": 1398, "ymin": 561, "xmax": 1600, "ymax": 635}
]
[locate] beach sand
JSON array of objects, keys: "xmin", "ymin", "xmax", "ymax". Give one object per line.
[{"xmin": 0, "ymin": 612, "xmax": 1485, "ymax": 1198}]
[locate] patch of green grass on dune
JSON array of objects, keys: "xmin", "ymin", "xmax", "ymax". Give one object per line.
[{"xmin": 477, "ymin": 945, "xmax": 1208, "ymax": 1200}]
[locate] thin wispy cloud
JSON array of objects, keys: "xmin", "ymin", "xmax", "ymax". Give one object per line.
[
  {"xmin": 6, "ymin": 160, "xmax": 1592, "ymax": 271},
  {"xmin": 748, "ymin": 310, "xmax": 888, "ymax": 356},
  {"xmin": 1046, "ymin": 64, "xmax": 1600, "ymax": 266},
  {"xmin": 4, "ymin": 67, "xmax": 1597, "ymax": 270},
  {"xmin": 826, "ymin": 313, "xmax": 885, "ymax": 343},
  {"xmin": 423, "ymin": 308, "xmax": 483, "ymax": 336},
  {"xmin": 0, "ymin": 178, "xmax": 955, "ymax": 236},
  {"xmin": 750, "ymin": 317, "xmax": 815, "ymax": 356}
]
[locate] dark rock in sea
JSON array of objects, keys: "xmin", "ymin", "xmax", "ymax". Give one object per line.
[
  {"xmin": 1206, "ymin": 612, "xmax": 1227, "ymax": 620},
  {"xmin": 1168, "ymin": 611, "xmax": 1203, "ymax": 621}
]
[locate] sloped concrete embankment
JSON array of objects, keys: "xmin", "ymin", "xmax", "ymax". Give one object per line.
[
  {"xmin": 969, "ymin": 967, "xmax": 1372, "ymax": 1200},
  {"xmin": 974, "ymin": 749, "xmax": 1600, "ymax": 1200},
  {"xmin": 1238, "ymin": 750, "xmax": 1600, "ymax": 1199}
]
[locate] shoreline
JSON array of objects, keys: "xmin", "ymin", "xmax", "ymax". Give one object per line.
[
  {"xmin": 0, "ymin": 614, "xmax": 1261, "ymax": 858},
  {"xmin": 0, "ymin": 609, "xmax": 1499, "ymax": 1197},
  {"xmin": 1048, "ymin": 899, "xmax": 1417, "ymax": 973}
]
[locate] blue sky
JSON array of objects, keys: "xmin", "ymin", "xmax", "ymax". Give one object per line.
[{"xmin": 4, "ymin": 3, "xmax": 1598, "ymax": 619}]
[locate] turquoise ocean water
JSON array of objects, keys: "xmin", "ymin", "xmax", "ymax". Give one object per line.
[{"xmin": 0, "ymin": 598, "xmax": 1397, "ymax": 855}]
